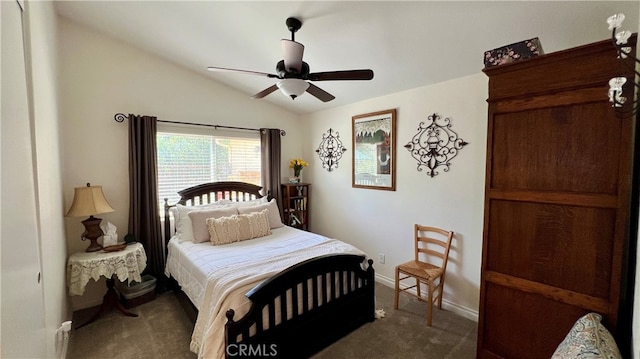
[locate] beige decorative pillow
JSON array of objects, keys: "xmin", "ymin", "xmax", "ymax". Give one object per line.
[
  {"xmin": 175, "ymin": 201, "xmax": 232, "ymax": 242},
  {"xmin": 551, "ymin": 313, "xmax": 621, "ymax": 359},
  {"xmin": 207, "ymin": 209, "xmax": 271, "ymax": 245},
  {"xmin": 237, "ymin": 199, "xmax": 284, "ymax": 229},
  {"xmin": 188, "ymin": 207, "xmax": 239, "ymax": 243}
]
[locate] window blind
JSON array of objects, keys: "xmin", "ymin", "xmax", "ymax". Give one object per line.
[{"xmin": 157, "ymin": 131, "xmax": 261, "ymax": 209}]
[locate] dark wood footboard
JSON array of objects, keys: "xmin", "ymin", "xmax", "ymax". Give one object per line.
[{"xmin": 225, "ymin": 254, "xmax": 375, "ymax": 358}]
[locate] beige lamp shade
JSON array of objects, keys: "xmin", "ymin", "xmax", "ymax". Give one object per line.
[{"xmin": 65, "ymin": 183, "xmax": 115, "ymax": 217}]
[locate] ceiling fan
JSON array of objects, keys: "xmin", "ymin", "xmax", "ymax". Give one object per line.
[{"xmin": 207, "ymin": 17, "xmax": 374, "ymax": 102}]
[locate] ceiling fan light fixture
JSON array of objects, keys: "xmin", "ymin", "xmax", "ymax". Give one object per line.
[{"xmin": 277, "ymin": 79, "xmax": 309, "ymax": 99}]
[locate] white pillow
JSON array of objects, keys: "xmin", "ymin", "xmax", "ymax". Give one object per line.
[
  {"xmin": 168, "ymin": 207, "xmax": 180, "ymax": 234},
  {"xmin": 226, "ymin": 196, "xmax": 269, "ymax": 208},
  {"xmin": 237, "ymin": 199, "xmax": 284, "ymax": 229},
  {"xmin": 175, "ymin": 201, "xmax": 232, "ymax": 242},
  {"xmin": 207, "ymin": 209, "xmax": 271, "ymax": 245},
  {"xmin": 188, "ymin": 207, "xmax": 239, "ymax": 243}
]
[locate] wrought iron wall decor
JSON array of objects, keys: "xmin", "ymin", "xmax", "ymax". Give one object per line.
[
  {"xmin": 404, "ymin": 113, "xmax": 468, "ymax": 178},
  {"xmin": 315, "ymin": 128, "xmax": 347, "ymax": 172}
]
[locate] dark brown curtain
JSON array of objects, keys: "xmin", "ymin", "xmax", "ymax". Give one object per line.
[
  {"xmin": 128, "ymin": 114, "xmax": 164, "ymax": 291},
  {"xmin": 260, "ymin": 128, "xmax": 282, "ymax": 207}
]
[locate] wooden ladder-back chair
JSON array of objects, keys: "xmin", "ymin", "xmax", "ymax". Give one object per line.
[{"xmin": 394, "ymin": 224, "xmax": 455, "ymax": 326}]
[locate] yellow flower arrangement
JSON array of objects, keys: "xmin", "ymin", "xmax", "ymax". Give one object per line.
[{"xmin": 289, "ymin": 158, "xmax": 309, "ymax": 177}]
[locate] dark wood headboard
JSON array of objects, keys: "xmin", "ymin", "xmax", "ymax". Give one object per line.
[{"xmin": 163, "ymin": 181, "xmax": 265, "ymax": 244}]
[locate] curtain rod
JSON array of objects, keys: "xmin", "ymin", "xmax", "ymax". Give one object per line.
[{"xmin": 113, "ymin": 113, "xmax": 286, "ymax": 136}]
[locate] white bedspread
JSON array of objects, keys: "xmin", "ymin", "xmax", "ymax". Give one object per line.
[{"xmin": 164, "ymin": 227, "xmax": 365, "ymax": 358}]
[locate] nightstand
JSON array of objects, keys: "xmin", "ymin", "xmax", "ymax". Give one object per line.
[{"xmin": 67, "ymin": 242, "xmax": 147, "ymax": 328}]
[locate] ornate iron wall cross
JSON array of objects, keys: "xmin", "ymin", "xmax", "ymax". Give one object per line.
[
  {"xmin": 315, "ymin": 128, "xmax": 347, "ymax": 172},
  {"xmin": 404, "ymin": 113, "xmax": 468, "ymax": 178}
]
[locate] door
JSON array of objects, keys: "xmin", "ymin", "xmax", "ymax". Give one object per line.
[{"xmin": 1, "ymin": 0, "xmax": 47, "ymax": 357}]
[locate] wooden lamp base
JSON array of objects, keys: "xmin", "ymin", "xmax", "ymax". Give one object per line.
[{"xmin": 82, "ymin": 216, "xmax": 104, "ymax": 252}]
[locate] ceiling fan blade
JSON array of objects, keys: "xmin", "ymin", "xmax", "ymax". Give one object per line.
[
  {"xmin": 251, "ymin": 84, "xmax": 279, "ymax": 99},
  {"xmin": 307, "ymin": 69, "xmax": 374, "ymax": 81},
  {"xmin": 306, "ymin": 83, "xmax": 335, "ymax": 102},
  {"xmin": 207, "ymin": 66, "xmax": 279, "ymax": 78},
  {"xmin": 281, "ymin": 40, "xmax": 304, "ymax": 73}
]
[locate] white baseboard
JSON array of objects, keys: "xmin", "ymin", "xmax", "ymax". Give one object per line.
[{"xmin": 375, "ymin": 273, "xmax": 479, "ymax": 323}]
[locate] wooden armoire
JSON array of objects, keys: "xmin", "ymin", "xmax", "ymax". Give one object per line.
[{"xmin": 477, "ymin": 37, "xmax": 637, "ymax": 358}]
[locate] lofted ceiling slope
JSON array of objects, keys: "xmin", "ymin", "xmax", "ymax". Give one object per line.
[{"xmin": 55, "ymin": 1, "xmax": 639, "ymax": 114}]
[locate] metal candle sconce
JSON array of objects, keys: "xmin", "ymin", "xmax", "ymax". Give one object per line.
[
  {"xmin": 404, "ymin": 113, "xmax": 468, "ymax": 178},
  {"xmin": 606, "ymin": 13, "xmax": 639, "ymax": 117},
  {"xmin": 315, "ymin": 128, "xmax": 347, "ymax": 172}
]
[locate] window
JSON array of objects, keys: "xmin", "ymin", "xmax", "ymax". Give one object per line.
[{"xmin": 157, "ymin": 127, "xmax": 261, "ymax": 208}]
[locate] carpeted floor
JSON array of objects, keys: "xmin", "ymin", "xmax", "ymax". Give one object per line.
[{"xmin": 68, "ymin": 283, "xmax": 477, "ymax": 358}]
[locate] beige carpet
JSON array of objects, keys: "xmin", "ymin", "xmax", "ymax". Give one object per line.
[{"xmin": 68, "ymin": 283, "xmax": 477, "ymax": 358}]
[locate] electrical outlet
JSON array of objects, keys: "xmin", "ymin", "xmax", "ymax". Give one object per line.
[{"xmin": 379, "ymin": 253, "xmax": 385, "ymax": 264}]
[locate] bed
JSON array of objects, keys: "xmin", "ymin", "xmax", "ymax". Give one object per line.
[{"xmin": 163, "ymin": 181, "xmax": 375, "ymax": 358}]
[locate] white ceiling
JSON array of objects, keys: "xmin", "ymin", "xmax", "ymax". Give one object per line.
[{"xmin": 54, "ymin": 1, "xmax": 639, "ymax": 114}]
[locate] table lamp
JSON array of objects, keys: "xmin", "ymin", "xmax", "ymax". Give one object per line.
[{"xmin": 66, "ymin": 183, "xmax": 115, "ymax": 252}]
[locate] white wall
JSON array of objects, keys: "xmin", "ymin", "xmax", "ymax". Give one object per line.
[
  {"xmin": 302, "ymin": 73, "xmax": 488, "ymax": 319},
  {"xmin": 58, "ymin": 18, "xmax": 304, "ymax": 309}
]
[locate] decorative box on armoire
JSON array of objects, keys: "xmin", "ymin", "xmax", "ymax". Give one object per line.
[{"xmin": 477, "ymin": 37, "xmax": 637, "ymax": 359}]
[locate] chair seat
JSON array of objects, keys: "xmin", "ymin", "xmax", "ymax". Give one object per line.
[{"xmin": 397, "ymin": 260, "xmax": 443, "ymax": 281}]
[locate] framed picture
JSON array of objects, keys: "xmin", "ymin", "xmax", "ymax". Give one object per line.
[{"xmin": 352, "ymin": 109, "xmax": 396, "ymax": 191}]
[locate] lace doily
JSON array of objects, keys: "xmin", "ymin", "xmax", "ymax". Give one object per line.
[{"xmin": 67, "ymin": 242, "xmax": 147, "ymax": 296}]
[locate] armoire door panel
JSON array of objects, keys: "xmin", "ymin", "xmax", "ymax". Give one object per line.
[
  {"xmin": 488, "ymin": 189, "xmax": 618, "ymax": 208},
  {"xmin": 490, "ymin": 104, "xmax": 621, "ymax": 194},
  {"xmin": 484, "ymin": 271, "xmax": 610, "ymax": 313},
  {"xmin": 486, "ymin": 199, "xmax": 616, "ymax": 298},
  {"xmin": 481, "ymin": 283, "xmax": 591, "ymax": 359},
  {"xmin": 492, "ymin": 87, "xmax": 609, "ymax": 113}
]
